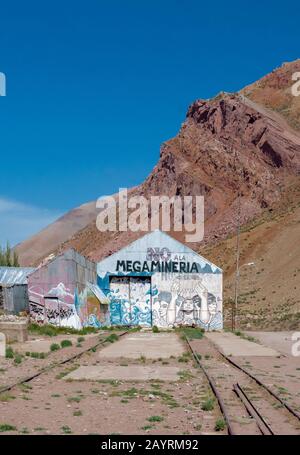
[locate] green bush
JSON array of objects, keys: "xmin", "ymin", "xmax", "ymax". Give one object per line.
[
  {"xmin": 180, "ymin": 327, "xmax": 204, "ymax": 340},
  {"xmin": 147, "ymin": 415, "xmax": 164, "ymax": 423},
  {"xmin": 152, "ymin": 325, "xmax": 159, "ymax": 333},
  {"xmin": 201, "ymin": 398, "xmax": 215, "ymax": 411},
  {"xmin": 0, "ymin": 424, "xmax": 17, "ymax": 432},
  {"xmin": 105, "ymin": 333, "xmax": 119, "ymax": 343},
  {"xmin": 215, "ymin": 418, "xmax": 226, "ymax": 431},
  {"xmin": 28, "ymin": 323, "xmax": 99, "ymax": 337},
  {"xmin": 30, "ymin": 352, "xmax": 46, "ymax": 359},
  {"xmin": 5, "ymin": 347, "xmax": 14, "ymax": 359},
  {"xmin": 14, "ymin": 354, "xmax": 22, "ymax": 365},
  {"xmin": 50, "ymin": 343, "xmax": 60, "ymax": 352},
  {"xmin": 60, "ymin": 339, "xmax": 73, "ymax": 348}
]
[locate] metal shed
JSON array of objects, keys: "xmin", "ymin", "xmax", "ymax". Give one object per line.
[{"xmin": 0, "ymin": 266, "xmax": 35, "ymax": 314}]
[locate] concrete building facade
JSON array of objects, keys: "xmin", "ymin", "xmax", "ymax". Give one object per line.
[{"xmin": 97, "ymin": 230, "xmax": 223, "ymax": 330}]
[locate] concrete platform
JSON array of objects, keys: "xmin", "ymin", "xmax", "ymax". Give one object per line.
[
  {"xmin": 0, "ymin": 319, "xmax": 28, "ymax": 342},
  {"xmin": 14, "ymin": 333, "xmax": 99, "ymax": 354},
  {"xmin": 63, "ymin": 365, "xmax": 181, "ymax": 381},
  {"xmin": 244, "ymin": 331, "xmax": 296, "ymax": 357},
  {"xmin": 206, "ymin": 332, "xmax": 280, "ymax": 357},
  {"xmin": 98, "ymin": 332, "xmax": 184, "ymax": 359}
]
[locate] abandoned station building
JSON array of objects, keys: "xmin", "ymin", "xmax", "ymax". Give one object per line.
[
  {"xmin": 97, "ymin": 230, "xmax": 223, "ymax": 330},
  {"xmin": 28, "ymin": 249, "xmax": 110, "ymax": 329},
  {"xmin": 23, "ymin": 231, "xmax": 223, "ymax": 330}
]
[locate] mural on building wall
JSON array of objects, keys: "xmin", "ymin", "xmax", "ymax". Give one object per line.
[
  {"xmin": 109, "ymin": 276, "xmax": 151, "ymax": 326},
  {"xmin": 28, "ymin": 251, "xmax": 108, "ymax": 329},
  {"xmin": 97, "ymin": 230, "xmax": 223, "ymax": 330},
  {"xmin": 74, "ymin": 286, "xmax": 110, "ymax": 328},
  {"xmin": 29, "ymin": 282, "xmax": 82, "ymax": 328},
  {"xmin": 152, "ymin": 275, "xmax": 222, "ymax": 330}
]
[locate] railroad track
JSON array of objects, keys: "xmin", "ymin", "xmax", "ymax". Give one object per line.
[
  {"xmin": 185, "ymin": 334, "xmax": 300, "ymax": 435},
  {"xmin": 0, "ymin": 330, "xmax": 128, "ymax": 395}
]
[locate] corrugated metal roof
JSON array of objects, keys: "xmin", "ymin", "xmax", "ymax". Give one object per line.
[{"xmin": 0, "ymin": 267, "xmax": 35, "ymax": 286}]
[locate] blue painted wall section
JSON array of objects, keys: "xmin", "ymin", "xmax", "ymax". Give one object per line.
[{"xmin": 97, "ymin": 230, "xmax": 223, "ymax": 330}]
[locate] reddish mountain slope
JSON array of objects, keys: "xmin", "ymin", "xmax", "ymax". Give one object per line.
[{"xmin": 16, "ymin": 59, "xmax": 300, "ymax": 266}]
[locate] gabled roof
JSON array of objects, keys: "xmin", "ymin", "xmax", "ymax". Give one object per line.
[
  {"xmin": 0, "ymin": 266, "xmax": 36, "ymax": 286},
  {"xmin": 97, "ymin": 230, "xmax": 222, "ymax": 274}
]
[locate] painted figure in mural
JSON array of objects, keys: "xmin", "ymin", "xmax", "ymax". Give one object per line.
[
  {"xmin": 171, "ymin": 277, "xmax": 208, "ymax": 326},
  {"xmin": 152, "ymin": 275, "xmax": 222, "ymax": 329},
  {"xmin": 153, "ymin": 291, "xmax": 173, "ymax": 326},
  {"xmin": 206, "ymin": 293, "xmax": 222, "ymax": 330}
]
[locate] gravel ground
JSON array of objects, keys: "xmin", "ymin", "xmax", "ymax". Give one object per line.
[{"xmin": 0, "ymin": 332, "xmax": 224, "ymax": 435}]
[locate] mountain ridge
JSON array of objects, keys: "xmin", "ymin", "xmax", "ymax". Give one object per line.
[{"xmin": 16, "ymin": 59, "xmax": 300, "ymax": 267}]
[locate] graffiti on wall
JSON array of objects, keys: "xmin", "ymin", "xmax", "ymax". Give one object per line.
[
  {"xmin": 74, "ymin": 286, "xmax": 110, "ymax": 328},
  {"xmin": 28, "ymin": 280, "xmax": 108, "ymax": 329},
  {"xmin": 109, "ymin": 276, "xmax": 152, "ymax": 326}
]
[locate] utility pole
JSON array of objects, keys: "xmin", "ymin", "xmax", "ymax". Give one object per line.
[
  {"xmin": 232, "ymin": 146, "xmax": 241, "ymax": 332},
  {"xmin": 233, "ymin": 190, "xmax": 241, "ymax": 331}
]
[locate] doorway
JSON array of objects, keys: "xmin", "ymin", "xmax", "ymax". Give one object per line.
[{"xmin": 109, "ymin": 276, "xmax": 152, "ymax": 327}]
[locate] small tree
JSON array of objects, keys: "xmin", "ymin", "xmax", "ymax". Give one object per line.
[
  {"xmin": 13, "ymin": 251, "xmax": 19, "ymax": 267},
  {"xmin": 5, "ymin": 242, "xmax": 11, "ymax": 267},
  {"xmin": 0, "ymin": 242, "xmax": 19, "ymax": 267},
  {"xmin": 0, "ymin": 247, "xmax": 4, "ymax": 266}
]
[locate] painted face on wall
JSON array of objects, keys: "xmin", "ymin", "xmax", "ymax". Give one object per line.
[
  {"xmin": 207, "ymin": 293, "xmax": 217, "ymax": 316},
  {"xmin": 159, "ymin": 300, "xmax": 169, "ymax": 319},
  {"xmin": 155, "ymin": 291, "xmax": 172, "ymax": 322},
  {"xmin": 181, "ymin": 298, "xmax": 194, "ymax": 312}
]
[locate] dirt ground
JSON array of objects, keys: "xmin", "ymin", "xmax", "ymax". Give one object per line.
[
  {"xmin": 2, "ymin": 330, "xmax": 299, "ymax": 435},
  {"xmin": 203, "ymin": 177, "xmax": 300, "ymax": 331},
  {"xmin": 0, "ymin": 332, "xmax": 108, "ymax": 388},
  {"xmin": 0, "ymin": 331, "xmax": 224, "ymax": 435}
]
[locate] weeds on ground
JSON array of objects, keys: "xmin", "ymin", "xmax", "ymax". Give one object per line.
[
  {"xmin": 5, "ymin": 347, "xmax": 14, "ymax": 358},
  {"xmin": 147, "ymin": 415, "xmax": 164, "ymax": 423},
  {"xmin": 67, "ymin": 396, "xmax": 82, "ymax": 403},
  {"xmin": 177, "ymin": 370, "xmax": 194, "ymax": 381},
  {"xmin": 141, "ymin": 425, "xmax": 154, "ymax": 431},
  {"xmin": 14, "ymin": 354, "xmax": 23, "ymax": 364},
  {"xmin": 0, "ymin": 424, "xmax": 17, "ymax": 432},
  {"xmin": 201, "ymin": 397, "xmax": 215, "ymax": 411},
  {"xmin": 215, "ymin": 418, "xmax": 226, "ymax": 431},
  {"xmin": 61, "ymin": 425, "xmax": 72, "ymax": 434},
  {"xmin": 26, "ymin": 351, "xmax": 46, "ymax": 359},
  {"xmin": 0, "ymin": 393, "xmax": 15, "ymax": 402},
  {"xmin": 105, "ymin": 333, "xmax": 119, "ymax": 343},
  {"xmin": 60, "ymin": 339, "xmax": 73, "ymax": 348},
  {"xmin": 28, "ymin": 323, "xmax": 99, "ymax": 337},
  {"xmin": 178, "ymin": 327, "xmax": 204, "ymax": 340},
  {"xmin": 50, "ymin": 343, "xmax": 60, "ymax": 352},
  {"xmin": 178, "ymin": 352, "xmax": 191, "ymax": 363}
]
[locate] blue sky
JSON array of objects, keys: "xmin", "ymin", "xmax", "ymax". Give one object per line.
[{"xmin": 0, "ymin": 0, "xmax": 299, "ymax": 246}]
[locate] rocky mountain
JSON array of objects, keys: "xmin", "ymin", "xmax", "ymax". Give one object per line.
[{"xmin": 16, "ymin": 59, "xmax": 300, "ymax": 267}]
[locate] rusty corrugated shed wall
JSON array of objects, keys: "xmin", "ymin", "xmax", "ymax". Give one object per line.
[{"xmin": 1, "ymin": 285, "xmax": 29, "ymax": 314}]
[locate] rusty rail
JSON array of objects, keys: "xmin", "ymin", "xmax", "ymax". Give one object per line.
[
  {"xmin": 184, "ymin": 335, "xmax": 236, "ymax": 435},
  {"xmin": 233, "ymin": 383, "xmax": 274, "ymax": 435},
  {"xmin": 0, "ymin": 330, "xmax": 128, "ymax": 394}
]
